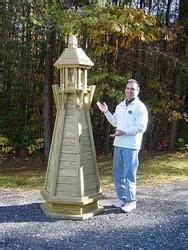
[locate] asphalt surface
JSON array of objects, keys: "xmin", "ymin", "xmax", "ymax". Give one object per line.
[{"xmin": 0, "ymin": 182, "xmax": 187, "ymax": 250}]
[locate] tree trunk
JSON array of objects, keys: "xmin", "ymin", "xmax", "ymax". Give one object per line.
[
  {"xmin": 43, "ymin": 21, "xmax": 56, "ymax": 158},
  {"xmin": 179, "ymin": 0, "xmax": 188, "ymax": 35},
  {"xmin": 169, "ymin": 75, "xmax": 182, "ymax": 149},
  {"xmin": 165, "ymin": 0, "xmax": 173, "ymax": 26},
  {"xmin": 169, "ymin": 0, "xmax": 188, "ymax": 149},
  {"xmin": 139, "ymin": 0, "xmax": 144, "ymax": 8}
]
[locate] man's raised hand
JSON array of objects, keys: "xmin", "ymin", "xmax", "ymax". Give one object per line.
[{"xmin": 96, "ymin": 101, "xmax": 108, "ymax": 113}]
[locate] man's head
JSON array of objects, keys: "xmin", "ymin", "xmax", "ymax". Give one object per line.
[{"xmin": 125, "ymin": 79, "xmax": 140, "ymax": 100}]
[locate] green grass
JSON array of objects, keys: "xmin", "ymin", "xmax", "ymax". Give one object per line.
[
  {"xmin": 0, "ymin": 169, "xmax": 46, "ymax": 189},
  {"xmin": 138, "ymin": 151, "xmax": 188, "ymax": 185},
  {"xmin": 0, "ymin": 152, "xmax": 187, "ymax": 189},
  {"xmin": 100, "ymin": 151, "xmax": 188, "ymax": 186}
]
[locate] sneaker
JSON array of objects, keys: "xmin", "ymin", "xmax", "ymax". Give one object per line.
[
  {"xmin": 121, "ymin": 201, "xmax": 136, "ymax": 213},
  {"xmin": 112, "ymin": 200, "xmax": 125, "ymax": 208}
]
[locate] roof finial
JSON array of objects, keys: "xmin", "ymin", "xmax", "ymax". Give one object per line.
[{"xmin": 69, "ymin": 35, "xmax": 78, "ymax": 48}]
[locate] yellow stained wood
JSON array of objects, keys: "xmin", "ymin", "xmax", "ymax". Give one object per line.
[
  {"xmin": 41, "ymin": 189, "xmax": 104, "ymax": 205},
  {"xmin": 59, "ymin": 161, "xmax": 77, "ymax": 168},
  {"xmin": 50, "ymin": 110, "xmax": 66, "ymax": 196},
  {"xmin": 86, "ymin": 110, "xmax": 101, "ymax": 191},
  {"xmin": 44, "ymin": 109, "xmax": 65, "ymax": 194},
  {"xmin": 56, "ymin": 183, "xmax": 79, "ymax": 193},
  {"xmin": 52, "ymin": 85, "xmax": 61, "ymax": 110},
  {"xmin": 60, "ymin": 146, "xmax": 77, "ymax": 153},
  {"xmin": 80, "ymin": 152, "xmax": 93, "ymax": 161},
  {"xmin": 58, "ymin": 168, "xmax": 78, "ymax": 177},
  {"xmin": 57, "ymin": 176, "xmax": 78, "ymax": 184},
  {"xmin": 42, "ymin": 82, "xmax": 104, "ymax": 219},
  {"xmin": 62, "ymin": 137, "xmax": 76, "ymax": 146},
  {"xmin": 59, "ymin": 153, "xmax": 77, "ymax": 162},
  {"xmin": 56, "ymin": 191, "xmax": 79, "ymax": 198}
]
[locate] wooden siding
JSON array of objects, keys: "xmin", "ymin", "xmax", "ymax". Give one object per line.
[
  {"xmin": 43, "ymin": 90, "xmax": 101, "ymax": 201},
  {"xmin": 79, "ymin": 110, "xmax": 98, "ymax": 195}
]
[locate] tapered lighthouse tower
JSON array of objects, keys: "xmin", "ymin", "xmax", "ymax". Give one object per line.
[{"xmin": 41, "ymin": 35, "xmax": 104, "ymax": 220}]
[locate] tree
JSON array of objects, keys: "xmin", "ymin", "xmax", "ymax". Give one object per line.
[
  {"xmin": 1, "ymin": 0, "xmax": 187, "ymax": 157},
  {"xmin": 166, "ymin": 0, "xmax": 173, "ymax": 26},
  {"xmin": 1, "ymin": 1, "xmax": 47, "ymax": 153},
  {"xmin": 169, "ymin": 0, "xmax": 188, "ymax": 149},
  {"xmin": 43, "ymin": 20, "xmax": 56, "ymax": 158}
]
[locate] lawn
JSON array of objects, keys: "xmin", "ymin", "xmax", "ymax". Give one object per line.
[
  {"xmin": 138, "ymin": 151, "xmax": 188, "ymax": 184},
  {"xmin": 0, "ymin": 151, "xmax": 187, "ymax": 189},
  {"xmin": 100, "ymin": 151, "xmax": 188, "ymax": 186},
  {"xmin": 0, "ymin": 157, "xmax": 46, "ymax": 189}
]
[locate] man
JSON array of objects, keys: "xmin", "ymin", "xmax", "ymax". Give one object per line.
[{"xmin": 97, "ymin": 79, "xmax": 148, "ymax": 213}]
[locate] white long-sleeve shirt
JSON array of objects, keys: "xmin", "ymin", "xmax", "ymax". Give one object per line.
[{"xmin": 105, "ymin": 97, "xmax": 148, "ymax": 150}]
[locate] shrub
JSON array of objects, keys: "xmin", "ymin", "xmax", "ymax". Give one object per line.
[{"xmin": 27, "ymin": 138, "xmax": 44, "ymax": 155}]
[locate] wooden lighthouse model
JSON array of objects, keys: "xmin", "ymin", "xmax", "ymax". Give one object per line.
[{"xmin": 41, "ymin": 35, "xmax": 104, "ymax": 220}]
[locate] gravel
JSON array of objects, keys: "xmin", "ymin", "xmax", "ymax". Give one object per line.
[{"xmin": 0, "ymin": 182, "xmax": 187, "ymax": 250}]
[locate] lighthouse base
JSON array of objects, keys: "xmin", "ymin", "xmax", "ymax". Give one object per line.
[{"xmin": 40, "ymin": 190, "xmax": 104, "ymax": 220}]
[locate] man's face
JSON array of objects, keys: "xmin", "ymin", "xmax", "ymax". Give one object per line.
[{"xmin": 125, "ymin": 82, "xmax": 139, "ymax": 100}]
